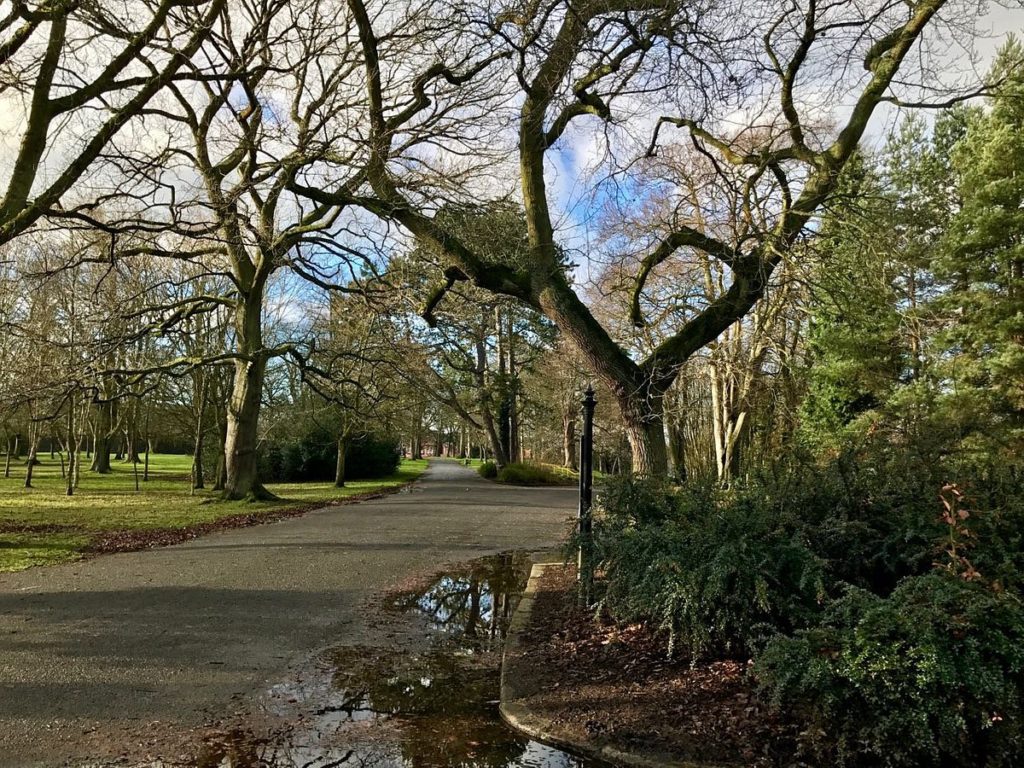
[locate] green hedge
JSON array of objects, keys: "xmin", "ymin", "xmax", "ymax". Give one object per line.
[
  {"xmin": 757, "ymin": 574, "xmax": 1024, "ymax": 767},
  {"xmin": 596, "ymin": 476, "xmax": 825, "ymax": 658},
  {"xmin": 496, "ymin": 462, "xmax": 575, "ymax": 486}
]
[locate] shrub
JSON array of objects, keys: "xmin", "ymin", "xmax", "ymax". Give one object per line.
[
  {"xmin": 477, "ymin": 461, "xmax": 498, "ymax": 479},
  {"xmin": 756, "ymin": 573, "xmax": 1024, "ymax": 767},
  {"xmin": 597, "ymin": 473, "xmax": 687, "ymax": 528},
  {"xmin": 344, "ymin": 435, "xmax": 401, "ymax": 479},
  {"xmin": 496, "ymin": 462, "xmax": 573, "ymax": 486},
  {"xmin": 596, "ymin": 477, "xmax": 826, "ymax": 659},
  {"xmin": 258, "ymin": 429, "xmax": 399, "ymax": 482},
  {"xmin": 258, "ymin": 429, "xmax": 333, "ymax": 483}
]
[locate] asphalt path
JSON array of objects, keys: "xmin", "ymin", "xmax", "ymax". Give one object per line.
[{"xmin": 0, "ymin": 460, "xmax": 576, "ymax": 766}]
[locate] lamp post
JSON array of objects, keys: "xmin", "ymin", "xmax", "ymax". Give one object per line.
[{"xmin": 578, "ymin": 384, "xmax": 596, "ymax": 606}]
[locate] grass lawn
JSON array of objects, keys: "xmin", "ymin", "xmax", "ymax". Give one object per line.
[{"xmin": 0, "ymin": 453, "xmax": 428, "ymax": 573}]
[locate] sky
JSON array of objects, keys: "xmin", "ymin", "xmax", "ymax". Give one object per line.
[
  {"xmin": 545, "ymin": 1, "xmax": 1024, "ymax": 275},
  {"xmin": 3, "ymin": 0, "xmax": 1023, "ymax": 318},
  {"xmin": 976, "ymin": 4, "xmax": 1024, "ymax": 60}
]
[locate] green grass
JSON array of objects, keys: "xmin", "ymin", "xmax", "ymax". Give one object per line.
[
  {"xmin": 0, "ymin": 453, "xmax": 428, "ymax": 573},
  {"xmin": 0, "ymin": 531, "xmax": 92, "ymax": 571}
]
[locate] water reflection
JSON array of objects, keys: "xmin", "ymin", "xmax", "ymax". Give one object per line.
[
  {"xmin": 192, "ymin": 554, "xmax": 600, "ymax": 768},
  {"xmin": 389, "ymin": 551, "xmax": 530, "ymax": 651}
]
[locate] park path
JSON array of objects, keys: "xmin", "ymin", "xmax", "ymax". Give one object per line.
[{"xmin": 0, "ymin": 460, "xmax": 576, "ymax": 766}]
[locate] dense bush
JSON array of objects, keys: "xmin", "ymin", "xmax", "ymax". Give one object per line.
[
  {"xmin": 593, "ymin": 448, "xmax": 1024, "ymax": 765},
  {"xmin": 477, "ymin": 461, "xmax": 498, "ymax": 479},
  {"xmin": 496, "ymin": 462, "xmax": 574, "ymax": 486},
  {"xmin": 259, "ymin": 427, "xmax": 334, "ymax": 482},
  {"xmin": 259, "ymin": 429, "xmax": 399, "ymax": 482},
  {"xmin": 597, "ymin": 474, "xmax": 689, "ymax": 528},
  {"xmin": 596, "ymin": 476, "xmax": 825, "ymax": 658},
  {"xmin": 756, "ymin": 574, "xmax": 1024, "ymax": 767},
  {"xmin": 343, "ymin": 434, "xmax": 401, "ymax": 479}
]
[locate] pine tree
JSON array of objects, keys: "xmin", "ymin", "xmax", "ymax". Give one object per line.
[
  {"xmin": 937, "ymin": 38, "xmax": 1024, "ymax": 439},
  {"xmin": 799, "ymin": 152, "xmax": 905, "ymax": 452}
]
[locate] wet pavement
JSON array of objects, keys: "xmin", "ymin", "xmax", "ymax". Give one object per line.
[
  {"xmin": 0, "ymin": 461, "xmax": 578, "ymax": 767},
  {"xmin": 184, "ymin": 554, "xmax": 603, "ymax": 767}
]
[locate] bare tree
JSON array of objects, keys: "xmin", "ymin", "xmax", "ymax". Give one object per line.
[
  {"xmin": 86, "ymin": 0, "xmax": 372, "ymax": 499},
  {"xmin": 298, "ymin": 0, "xmax": 969, "ymax": 474},
  {"xmin": 0, "ymin": 0, "xmax": 225, "ymax": 246}
]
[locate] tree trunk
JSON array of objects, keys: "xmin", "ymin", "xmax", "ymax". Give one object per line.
[
  {"xmin": 125, "ymin": 395, "xmax": 143, "ymax": 465},
  {"xmin": 411, "ymin": 405, "xmax": 424, "ymax": 460},
  {"xmin": 532, "ymin": 274, "xmax": 671, "ymax": 476},
  {"xmin": 709, "ymin": 359, "xmax": 750, "ymax": 486},
  {"xmin": 475, "ymin": 331, "xmax": 509, "ymax": 467},
  {"xmin": 73, "ymin": 437, "xmax": 82, "ymax": 490},
  {"xmin": 482, "ymin": 404, "xmax": 507, "ymax": 467},
  {"xmin": 23, "ymin": 427, "xmax": 37, "ymax": 489},
  {"xmin": 619, "ymin": 393, "xmax": 669, "ymax": 477},
  {"xmin": 214, "ymin": 452, "xmax": 227, "ymax": 491},
  {"xmin": 122, "ymin": 424, "xmax": 141, "ymax": 464},
  {"xmin": 506, "ymin": 311, "xmax": 521, "ymax": 463},
  {"xmin": 4, "ymin": 436, "xmax": 11, "ymax": 478},
  {"xmin": 212, "ymin": 392, "xmax": 228, "ymax": 491},
  {"xmin": 495, "ymin": 308, "xmax": 514, "ymax": 463},
  {"xmin": 142, "ymin": 407, "xmax": 151, "ymax": 482},
  {"xmin": 666, "ymin": 418, "xmax": 687, "ymax": 482},
  {"xmin": 91, "ymin": 400, "xmax": 114, "ymax": 473},
  {"xmin": 498, "ymin": 399, "xmax": 511, "ymax": 461},
  {"xmin": 66, "ymin": 396, "xmax": 76, "ymax": 497},
  {"xmin": 192, "ymin": 378, "xmax": 207, "ymax": 491},
  {"xmin": 222, "ymin": 295, "xmax": 274, "ymax": 501},
  {"xmin": 192, "ymin": 427, "xmax": 205, "ymax": 492},
  {"xmin": 334, "ymin": 435, "xmax": 348, "ymax": 487},
  {"xmin": 222, "ymin": 356, "xmax": 270, "ymax": 499},
  {"xmin": 562, "ymin": 411, "xmax": 577, "ymax": 470}
]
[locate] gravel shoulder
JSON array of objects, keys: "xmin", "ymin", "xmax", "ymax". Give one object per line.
[{"xmin": 0, "ymin": 460, "xmax": 576, "ymax": 767}]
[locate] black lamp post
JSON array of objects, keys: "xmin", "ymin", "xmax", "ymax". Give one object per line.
[{"xmin": 578, "ymin": 383, "xmax": 596, "ymax": 605}]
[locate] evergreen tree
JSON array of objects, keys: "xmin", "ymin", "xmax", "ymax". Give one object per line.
[
  {"xmin": 799, "ymin": 109, "xmax": 966, "ymax": 454},
  {"xmin": 799, "ymin": 152, "xmax": 905, "ymax": 452},
  {"xmin": 936, "ymin": 38, "xmax": 1024, "ymax": 448}
]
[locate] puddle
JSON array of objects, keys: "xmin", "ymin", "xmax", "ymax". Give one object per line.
[
  {"xmin": 220, "ymin": 552, "xmax": 606, "ymax": 767},
  {"xmin": 387, "ymin": 550, "xmax": 529, "ymax": 651}
]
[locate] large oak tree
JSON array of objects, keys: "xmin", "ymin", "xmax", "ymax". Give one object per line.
[{"xmin": 298, "ymin": 0, "xmax": 964, "ymax": 474}]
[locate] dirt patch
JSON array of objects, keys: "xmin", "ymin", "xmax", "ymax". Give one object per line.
[{"xmin": 512, "ymin": 565, "xmax": 798, "ymax": 767}]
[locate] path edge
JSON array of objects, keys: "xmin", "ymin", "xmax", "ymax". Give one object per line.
[
  {"xmin": 78, "ymin": 470, "xmax": 427, "ymax": 561},
  {"xmin": 499, "ymin": 562, "xmax": 731, "ymax": 768}
]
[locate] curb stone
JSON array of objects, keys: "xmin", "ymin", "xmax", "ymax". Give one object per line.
[{"xmin": 499, "ymin": 562, "xmax": 737, "ymax": 768}]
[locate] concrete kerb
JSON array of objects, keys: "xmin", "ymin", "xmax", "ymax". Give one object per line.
[{"xmin": 499, "ymin": 562, "xmax": 736, "ymax": 768}]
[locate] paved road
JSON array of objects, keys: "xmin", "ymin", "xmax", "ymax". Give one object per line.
[{"xmin": 0, "ymin": 460, "xmax": 576, "ymax": 766}]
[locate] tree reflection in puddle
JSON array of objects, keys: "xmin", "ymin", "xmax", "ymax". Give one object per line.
[
  {"xmin": 245, "ymin": 553, "xmax": 603, "ymax": 768},
  {"xmin": 388, "ymin": 551, "xmax": 531, "ymax": 652}
]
